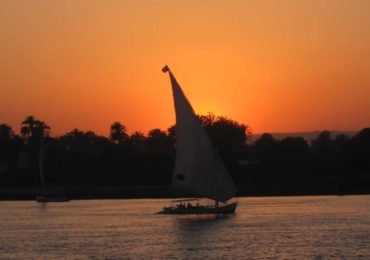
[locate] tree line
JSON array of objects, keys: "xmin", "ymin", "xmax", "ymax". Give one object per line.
[{"xmin": 0, "ymin": 114, "xmax": 369, "ymax": 196}]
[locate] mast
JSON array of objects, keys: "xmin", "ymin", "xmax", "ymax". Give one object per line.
[{"xmin": 39, "ymin": 136, "xmax": 45, "ymax": 195}]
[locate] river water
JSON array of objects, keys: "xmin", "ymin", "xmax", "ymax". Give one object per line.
[{"xmin": 0, "ymin": 196, "xmax": 369, "ymax": 259}]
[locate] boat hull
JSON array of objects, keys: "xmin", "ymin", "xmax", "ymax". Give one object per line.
[
  {"xmin": 158, "ymin": 202, "xmax": 237, "ymax": 214},
  {"xmin": 36, "ymin": 195, "xmax": 70, "ymax": 203}
]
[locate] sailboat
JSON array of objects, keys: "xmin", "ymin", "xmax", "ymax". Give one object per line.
[
  {"xmin": 36, "ymin": 136, "xmax": 69, "ymax": 202},
  {"xmin": 159, "ymin": 65, "xmax": 237, "ymax": 214}
]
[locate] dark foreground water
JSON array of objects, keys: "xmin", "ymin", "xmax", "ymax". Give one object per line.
[{"xmin": 0, "ymin": 196, "xmax": 369, "ymax": 259}]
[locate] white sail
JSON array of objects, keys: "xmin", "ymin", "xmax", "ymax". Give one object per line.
[{"xmin": 163, "ymin": 65, "xmax": 236, "ymax": 202}]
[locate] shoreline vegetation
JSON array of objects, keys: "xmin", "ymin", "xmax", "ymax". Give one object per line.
[{"xmin": 1, "ymin": 114, "xmax": 370, "ymax": 201}]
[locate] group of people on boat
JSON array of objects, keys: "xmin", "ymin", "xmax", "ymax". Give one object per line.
[{"xmin": 176, "ymin": 201, "xmax": 205, "ymax": 209}]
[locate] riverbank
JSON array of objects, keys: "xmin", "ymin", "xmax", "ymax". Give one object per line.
[{"xmin": 1, "ymin": 185, "xmax": 369, "ymax": 201}]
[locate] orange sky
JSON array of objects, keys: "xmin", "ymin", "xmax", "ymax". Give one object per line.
[{"xmin": 1, "ymin": 0, "xmax": 370, "ymax": 136}]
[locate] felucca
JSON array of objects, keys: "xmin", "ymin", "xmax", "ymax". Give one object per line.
[{"xmin": 159, "ymin": 66, "xmax": 237, "ymax": 214}]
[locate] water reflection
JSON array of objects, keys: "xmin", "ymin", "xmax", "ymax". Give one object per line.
[
  {"xmin": 38, "ymin": 202, "xmax": 48, "ymax": 211},
  {"xmin": 175, "ymin": 213, "xmax": 234, "ymax": 227},
  {"xmin": 172, "ymin": 214, "xmax": 235, "ymax": 257},
  {"xmin": 1, "ymin": 196, "xmax": 369, "ymax": 259}
]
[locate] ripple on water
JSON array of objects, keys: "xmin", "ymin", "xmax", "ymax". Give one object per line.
[{"xmin": 0, "ymin": 196, "xmax": 370, "ymax": 258}]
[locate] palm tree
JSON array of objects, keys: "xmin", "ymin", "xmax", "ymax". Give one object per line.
[
  {"xmin": 34, "ymin": 120, "xmax": 51, "ymax": 138},
  {"xmin": 147, "ymin": 129, "xmax": 167, "ymax": 140},
  {"xmin": 130, "ymin": 131, "xmax": 145, "ymax": 142},
  {"xmin": 110, "ymin": 122, "xmax": 128, "ymax": 144},
  {"xmin": 130, "ymin": 131, "xmax": 146, "ymax": 149},
  {"xmin": 21, "ymin": 116, "xmax": 50, "ymax": 139},
  {"xmin": 167, "ymin": 125, "xmax": 176, "ymax": 144},
  {"xmin": 21, "ymin": 115, "xmax": 37, "ymax": 139},
  {"xmin": 199, "ymin": 112, "xmax": 216, "ymax": 127}
]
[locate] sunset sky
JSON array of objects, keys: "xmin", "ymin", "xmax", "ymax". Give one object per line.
[{"xmin": 1, "ymin": 0, "xmax": 369, "ymax": 137}]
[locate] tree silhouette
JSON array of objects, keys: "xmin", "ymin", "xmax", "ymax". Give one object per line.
[
  {"xmin": 110, "ymin": 122, "xmax": 128, "ymax": 144},
  {"xmin": 130, "ymin": 131, "xmax": 146, "ymax": 149},
  {"xmin": 311, "ymin": 130, "xmax": 338, "ymax": 171},
  {"xmin": 34, "ymin": 120, "xmax": 50, "ymax": 138},
  {"xmin": 167, "ymin": 125, "xmax": 176, "ymax": 145},
  {"xmin": 2, "ymin": 113, "xmax": 370, "ymax": 197},
  {"xmin": 207, "ymin": 116, "xmax": 248, "ymax": 152},
  {"xmin": 199, "ymin": 112, "xmax": 217, "ymax": 127},
  {"xmin": 312, "ymin": 130, "xmax": 333, "ymax": 152},
  {"xmin": 146, "ymin": 128, "xmax": 172, "ymax": 155},
  {"xmin": 0, "ymin": 124, "xmax": 14, "ymax": 163},
  {"xmin": 21, "ymin": 115, "xmax": 37, "ymax": 139},
  {"xmin": 253, "ymin": 133, "xmax": 277, "ymax": 165},
  {"xmin": 278, "ymin": 137, "xmax": 310, "ymax": 169},
  {"xmin": 174, "ymin": 113, "xmax": 250, "ymax": 155},
  {"xmin": 147, "ymin": 129, "xmax": 168, "ymax": 147},
  {"xmin": 347, "ymin": 128, "xmax": 370, "ymax": 172},
  {"xmin": 20, "ymin": 116, "xmax": 50, "ymax": 140},
  {"xmin": 0, "ymin": 124, "xmax": 14, "ymax": 140}
]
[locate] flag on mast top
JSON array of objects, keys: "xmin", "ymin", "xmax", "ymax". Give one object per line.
[{"xmin": 162, "ymin": 65, "xmax": 170, "ymax": 73}]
